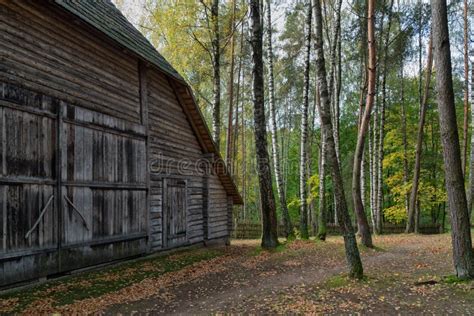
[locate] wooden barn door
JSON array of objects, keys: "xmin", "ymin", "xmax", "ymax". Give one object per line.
[
  {"xmin": 59, "ymin": 104, "xmax": 148, "ymax": 271},
  {"xmin": 163, "ymin": 179, "xmax": 187, "ymax": 248},
  {"xmin": 0, "ymin": 84, "xmax": 59, "ymax": 285},
  {"xmin": 0, "ymin": 83, "xmax": 149, "ymax": 286}
]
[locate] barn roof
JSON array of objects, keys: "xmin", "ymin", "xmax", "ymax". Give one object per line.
[
  {"xmin": 53, "ymin": 0, "xmax": 242, "ymax": 204},
  {"xmin": 54, "ymin": 0, "xmax": 184, "ymax": 82}
]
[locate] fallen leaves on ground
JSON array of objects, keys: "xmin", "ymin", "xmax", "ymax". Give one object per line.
[{"xmin": 1, "ymin": 233, "xmax": 473, "ymax": 314}]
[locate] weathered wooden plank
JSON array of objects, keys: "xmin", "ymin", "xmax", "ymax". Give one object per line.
[
  {"xmin": 2, "ymin": 1, "xmax": 139, "ymax": 77},
  {"xmin": 0, "ymin": 30, "xmax": 140, "ymax": 111}
]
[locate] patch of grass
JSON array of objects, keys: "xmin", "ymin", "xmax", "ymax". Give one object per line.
[
  {"xmin": 0, "ymin": 247, "xmax": 224, "ymax": 312},
  {"xmin": 271, "ymin": 243, "xmax": 288, "ymax": 253},
  {"xmin": 248, "ymin": 246, "xmax": 263, "ymax": 257},
  {"xmin": 322, "ymin": 273, "xmax": 371, "ymax": 291},
  {"xmin": 442, "ymin": 275, "xmax": 473, "ymax": 284},
  {"xmin": 249, "ymin": 241, "xmax": 289, "ymax": 257},
  {"xmin": 323, "ymin": 275, "xmax": 349, "ymax": 289},
  {"xmin": 358, "ymin": 244, "xmax": 386, "ymax": 253}
]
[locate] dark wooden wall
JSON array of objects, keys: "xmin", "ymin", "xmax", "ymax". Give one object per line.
[
  {"xmin": 0, "ymin": 0, "xmax": 233, "ymax": 288},
  {"xmin": 0, "ymin": 1, "xmax": 141, "ymax": 123}
]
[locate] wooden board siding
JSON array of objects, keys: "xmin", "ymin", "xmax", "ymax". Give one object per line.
[
  {"xmin": 147, "ymin": 70, "xmax": 206, "ymax": 250},
  {"xmin": 207, "ymin": 175, "xmax": 231, "ymax": 240},
  {"xmin": 0, "ymin": 83, "xmax": 148, "ymax": 287},
  {"xmin": 0, "ymin": 1, "xmax": 141, "ymax": 123},
  {"xmin": 147, "ymin": 71, "xmax": 232, "ymax": 249}
]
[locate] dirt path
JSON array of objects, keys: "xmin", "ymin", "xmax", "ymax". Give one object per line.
[
  {"xmin": 106, "ymin": 234, "xmax": 474, "ymax": 314},
  {"xmin": 1, "ymin": 233, "xmax": 472, "ymax": 314}
]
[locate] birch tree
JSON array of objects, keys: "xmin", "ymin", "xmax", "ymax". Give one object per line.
[
  {"xmin": 225, "ymin": 0, "xmax": 236, "ymax": 170},
  {"xmin": 266, "ymin": 0, "xmax": 293, "ymax": 238},
  {"xmin": 317, "ymin": 132, "xmax": 327, "ymax": 240},
  {"xmin": 211, "ymin": 0, "xmax": 221, "ymax": 149}
]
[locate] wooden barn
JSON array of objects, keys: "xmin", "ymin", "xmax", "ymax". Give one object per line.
[{"xmin": 0, "ymin": 0, "xmax": 242, "ymax": 288}]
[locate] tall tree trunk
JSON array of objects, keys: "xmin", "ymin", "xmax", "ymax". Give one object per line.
[
  {"xmin": 462, "ymin": 0, "xmax": 469, "ymax": 176},
  {"xmin": 368, "ymin": 123, "xmax": 376, "ymax": 229},
  {"xmin": 406, "ymin": 37, "xmax": 433, "ymax": 233},
  {"xmin": 470, "ymin": 61, "xmax": 474, "ymax": 220},
  {"xmin": 352, "ymin": 0, "xmax": 376, "ymax": 248},
  {"xmin": 266, "ymin": 0, "xmax": 293, "ymax": 238},
  {"xmin": 241, "ymin": 69, "xmax": 247, "ymax": 221},
  {"xmin": 400, "ymin": 65, "xmax": 409, "ymax": 216},
  {"xmin": 317, "ymin": 132, "xmax": 327, "ymax": 241},
  {"xmin": 372, "ymin": 97, "xmax": 379, "ymax": 234},
  {"xmin": 431, "ymin": 0, "xmax": 474, "ymax": 279},
  {"xmin": 225, "ymin": 0, "xmax": 236, "ymax": 171},
  {"xmin": 376, "ymin": 0, "xmax": 394, "ymax": 234},
  {"xmin": 335, "ymin": 18, "xmax": 342, "ymax": 161},
  {"xmin": 232, "ymin": 15, "xmax": 245, "ymax": 181},
  {"xmin": 371, "ymin": 0, "xmax": 386, "ymax": 232},
  {"xmin": 299, "ymin": 0, "xmax": 312, "ymax": 239},
  {"xmin": 313, "ymin": 0, "xmax": 364, "ymax": 279},
  {"xmin": 211, "ymin": 0, "xmax": 221, "ymax": 149},
  {"xmin": 358, "ymin": 68, "xmax": 370, "ymax": 225},
  {"xmin": 250, "ymin": 0, "xmax": 279, "ymax": 249},
  {"xmin": 330, "ymin": 0, "xmax": 343, "ymax": 226},
  {"xmin": 328, "ymin": 0, "xmax": 343, "ymax": 162}
]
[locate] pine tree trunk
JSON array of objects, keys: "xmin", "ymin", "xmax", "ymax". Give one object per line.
[
  {"xmin": 372, "ymin": 99, "xmax": 379, "ymax": 234},
  {"xmin": 432, "ymin": 0, "xmax": 474, "ymax": 279},
  {"xmin": 266, "ymin": 0, "xmax": 293, "ymax": 238},
  {"xmin": 462, "ymin": 0, "xmax": 469, "ymax": 176},
  {"xmin": 358, "ymin": 70, "xmax": 371, "ymax": 226},
  {"xmin": 313, "ymin": 0, "xmax": 364, "ymax": 279},
  {"xmin": 407, "ymin": 37, "xmax": 433, "ymax": 233},
  {"xmin": 470, "ymin": 61, "xmax": 474, "ymax": 220},
  {"xmin": 250, "ymin": 0, "xmax": 279, "ymax": 249},
  {"xmin": 369, "ymin": 123, "xmax": 376, "ymax": 230},
  {"xmin": 299, "ymin": 0, "xmax": 312, "ymax": 239},
  {"xmin": 211, "ymin": 0, "xmax": 221, "ymax": 149},
  {"xmin": 352, "ymin": 0, "xmax": 376, "ymax": 248},
  {"xmin": 225, "ymin": 0, "xmax": 236, "ymax": 172}
]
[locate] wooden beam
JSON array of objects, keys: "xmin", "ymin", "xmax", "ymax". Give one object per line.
[{"xmin": 139, "ymin": 61, "xmax": 152, "ymax": 253}]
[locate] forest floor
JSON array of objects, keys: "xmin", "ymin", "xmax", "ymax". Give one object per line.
[{"xmin": 1, "ymin": 233, "xmax": 473, "ymax": 314}]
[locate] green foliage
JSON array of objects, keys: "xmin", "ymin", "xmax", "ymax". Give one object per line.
[{"xmin": 126, "ymin": 0, "xmax": 466, "ymax": 231}]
